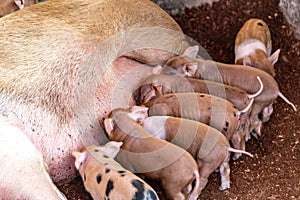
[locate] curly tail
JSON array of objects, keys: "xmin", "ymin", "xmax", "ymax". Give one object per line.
[
  {"xmin": 227, "ymin": 147, "xmax": 254, "ymax": 158},
  {"xmin": 239, "ymin": 98, "xmax": 254, "ymax": 115},
  {"xmin": 278, "ymin": 92, "xmax": 297, "ymax": 111},
  {"xmin": 248, "ymin": 76, "xmax": 264, "ymax": 99}
]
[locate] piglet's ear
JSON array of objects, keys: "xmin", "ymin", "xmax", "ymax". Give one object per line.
[
  {"xmin": 268, "ymin": 49, "xmax": 280, "ymax": 64},
  {"xmin": 183, "ymin": 63, "xmax": 198, "ymax": 76},
  {"xmin": 14, "ymin": 0, "xmax": 25, "ymax": 9},
  {"xmin": 104, "ymin": 118, "xmax": 114, "ymax": 137},
  {"xmin": 103, "ymin": 141, "xmax": 123, "ymax": 158},
  {"xmin": 243, "ymin": 56, "xmax": 253, "ymax": 66},
  {"xmin": 72, "ymin": 151, "xmax": 87, "ymax": 170},
  {"xmin": 151, "ymin": 83, "xmax": 163, "ymax": 94},
  {"xmin": 152, "ymin": 65, "xmax": 162, "ymax": 74},
  {"xmin": 182, "ymin": 46, "xmax": 199, "ymax": 58}
]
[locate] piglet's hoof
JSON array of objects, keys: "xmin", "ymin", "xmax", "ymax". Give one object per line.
[{"xmin": 219, "ymin": 182, "xmax": 230, "ymax": 191}]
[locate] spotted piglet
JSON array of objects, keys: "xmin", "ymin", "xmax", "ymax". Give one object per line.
[
  {"xmin": 143, "ymin": 92, "xmax": 253, "ymax": 160},
  {"xmin": 139, "ymin": 116, "xmax": 253, "ymax": 191},
  {"xmin": 72, "ymin": 142, "xmax": 159, "ymax": 200},
  {"xmin": 235, "ymin": 18, "xmax": 280, "ymax": 77},
  {"xmin": 104, "ymin": 106, "xmax": 202, "ymax": 200}
]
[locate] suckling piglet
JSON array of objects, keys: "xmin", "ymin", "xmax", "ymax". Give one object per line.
[
  {"xmin": 104, "ymin": 106, "xmax": 202, "ymax": 200},
  {"xmin": 133, "ymin": 73, "xmax": 263, "ymax": 141},
  {"xmin": 158, "ymin": 45, "xmax": 297, "ymax": 136},
  {"xmin": 0, "ymin": 0, "xmax": 36, "ymax": 17},
  {"xmin": 143, "ymin": 92, "xmax": 253, "ymax": 160},
  {"xmin": 72, "ymin": 142, "xmax": 159, "ymax": 200},
  {"xmin": 138, "ymin": 115, "xmax": 253, "ymax": 191}
]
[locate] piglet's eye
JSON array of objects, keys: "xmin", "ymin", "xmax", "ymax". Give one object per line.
[{"xmin": 169, "ymin": 70, "xmax": 176, "ymax": 75}]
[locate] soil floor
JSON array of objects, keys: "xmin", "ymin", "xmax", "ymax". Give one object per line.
[{"xmin": 59, "ymin": 0, "xmax": 300, "ymax": 199}]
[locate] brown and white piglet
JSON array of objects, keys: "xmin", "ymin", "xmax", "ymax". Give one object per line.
[
  {"xmin": 235, "ymin": 18, "xmax": 280, "ymax": 77},
  {"xmin": 143, "ymin": 92, "xmax": 253, "ymax": 160},
  {"xmin": 133, "ymin": 73, "xmax": 263, "ymax": 141},
  {"xmin": 134, "ymin": 74, "xmax": 262, "ymax": 107},
  {"xmin": 138, "ymin": 116, "xmax": 253, "ymax": 191},
  {"xmin": 0, "ymin": 0, "xmax": 36, "ymax": 17},
  {"xmin": 158, "ymin": 46, "xmax": 296, "ymax": 136},
  {"xmin": 104, "ymin": 106, "xmax": 202, "ymax": 200},
  {"xmin": 72, "ymin": 142, "xmax": 159, "ymax": 200}
]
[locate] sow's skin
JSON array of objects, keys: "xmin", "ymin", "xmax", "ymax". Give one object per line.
[
  {"xmin": 0, "ymin": 0, "xmax": 187, "ymax": 193},
  {"xmin": 104, "ymin": 106, "xmax": 201, "ymax": 200},
  {"xmin": 72, "ymin": 142, "xmax": 159, "ymax": 200},
  {"xmin": 0, "ymin": 117, "xmax": 66, "ymax": 200},
  {"xmin": 139, "ymin": 116, "xmax": 253, "ymax": 192},
  {"xmin": 235, "ymin": 18, "xmax": 280, "ymax": 77}
]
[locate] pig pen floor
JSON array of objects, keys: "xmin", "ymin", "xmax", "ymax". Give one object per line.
[{"xmin": 58, "ymin": 0, "xmax": 300, "ymax": 199}]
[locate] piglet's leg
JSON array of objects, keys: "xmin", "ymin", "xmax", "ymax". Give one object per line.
[
  {"xmin": 261, "ymin": 103, "xmax": 274, "ymax": 122},
  {"xmin": 0, "ymin": 118, "xmax": 66, "ymax": 200},
  {"xmin": 219, "ymin": 161, "xmax": 231, "ymax": 190}
]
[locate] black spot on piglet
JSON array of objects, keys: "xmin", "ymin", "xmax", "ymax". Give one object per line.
[
  {"xmin": 105, "ymin": 179, "xmax": 114, "ymax": 197},
  {"xmin": 132, "ymin": 179, "xmax": 145, "ymax": 200},
  {"xmin": 146, "ymin": 190, "xmax": 158, "ymax": 200},
  {"xmin": 96, "ymin": 174, "xmax": 102, "ymax": 184},
  {"xmin": 257, "ymin": 22, "xmax": 263, "ymax": 26},
  {"xmin": 225, "ymin": 121, "xmax": 229, "ymax": 127},
  {"xmin": 105, "ymin": 168, "xmax": 111, "ymax": 173},
  {"xmin": 118, "ymin": 170, "xmax": 126, "ymax": 177}
]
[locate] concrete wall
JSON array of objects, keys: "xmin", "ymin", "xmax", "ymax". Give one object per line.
[
  {"xmin": 151, "ymin": 0, "xmax": 218, "ymax": 15},
  {"xmin": 279, "ymin": 0, "xmax": 300, "ymax": 40}
]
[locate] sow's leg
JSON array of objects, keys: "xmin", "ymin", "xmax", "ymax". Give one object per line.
[{"xmin": 0, "ymin": 117, "xmax": 66, "ymax": 200}]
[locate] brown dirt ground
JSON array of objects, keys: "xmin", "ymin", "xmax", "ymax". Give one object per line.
[{"xmin": 58, "ymin": 0, "xmax": 300, "ymax": 199}]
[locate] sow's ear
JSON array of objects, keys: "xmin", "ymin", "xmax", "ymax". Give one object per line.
[
  {"xmin": 104, "ymin": 118, "xmax": 114, "ymax": 137},
  {"xmin": 268, "ymin": 49, "xmax": 280, "ymax": 64},
  {"xmin": 72, "ymin": 151, "xmax": 88, "ymax": 170},
  {"xmin": 102, "ymin": 141, "xmax": 123, "ymax": 158},
  {"xmin": 182, "ymin": 45, "xmax": 199, "ymax": 58}
]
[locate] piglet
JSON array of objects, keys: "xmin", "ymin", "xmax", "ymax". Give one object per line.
[
  {"xmin": 235, "ymin": 18, "xmax": 280, "ymax": 77},
  {"xmin": 0, "ymin": 0, "xmax": 36, "ymax": 17},
  {"xmin": 134, "ymin": 74, "xmax": 262, "ymax": 108},
  {"xmin": 158, "ymin": 45, "xmax": 296, "ymax": 136},
  {"xmin": 138, "ymin": 116, "xmax": 253, "ymax": 191},
  {"xmin": 72, "ymin": 141, "xmax": 159, "ymax": 200},
  {"xmin": 133, "ymin": 74, "xmax": 263, "ymax": 141},
  {"xmin": 104, "ymin": 106, "xmax": 202, "ymax": 200},
  {"xmin": 0, "ymin": 117, "xmax": 66, "ymax": 200},
  {"xmin": 143, "ymin": 92, "xmax": 253, "ymax": 160}
]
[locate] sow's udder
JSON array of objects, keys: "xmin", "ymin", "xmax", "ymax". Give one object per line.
[
  {"xmin": 39, "ymin": 57, "xmax": 157, "ymax": 183},
  {"xmin": 95, "ymin": 56, "xmax": 154, "ymax": 130}
]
